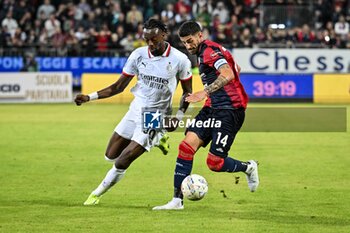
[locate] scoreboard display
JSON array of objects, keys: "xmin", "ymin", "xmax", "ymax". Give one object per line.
[{"xmin": 240, "ymin": 74, "xmax": 313, "ymax": 100}]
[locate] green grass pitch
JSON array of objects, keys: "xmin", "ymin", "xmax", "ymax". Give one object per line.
[{"xmin": 0, "ymin": 103, "xmax": 349, "ymax": 233}]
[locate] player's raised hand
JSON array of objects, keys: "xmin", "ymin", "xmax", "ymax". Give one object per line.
[
  {"xmin": 185, "ymin": 90, "xmax": 207, "ymax": 103},
  {"xmin": 74, "ymin": 94, "xmax": 89, "ymax": 106}
]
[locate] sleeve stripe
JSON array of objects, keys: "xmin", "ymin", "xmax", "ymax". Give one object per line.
[
  {"xmin": 122, "ymin": 71, "xmax": 135, "ymax": 78},
  {"xmin": 180, "ymin": 75, "xmax": 192, "ymax": 82}
]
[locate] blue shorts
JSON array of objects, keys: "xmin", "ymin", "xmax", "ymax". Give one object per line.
[{"xmin": 186, "ymin": 107, "xmax": 245, "ymax": 157}]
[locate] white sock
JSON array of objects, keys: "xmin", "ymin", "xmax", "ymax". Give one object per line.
[{"xmin": 92, "ymin": 165, "xmax": 126, "ymax": 196}]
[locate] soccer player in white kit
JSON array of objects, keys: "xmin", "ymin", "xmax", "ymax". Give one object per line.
[{"xmin": 74, "ymin": 19, "xmax": 193, "ymax": 205}]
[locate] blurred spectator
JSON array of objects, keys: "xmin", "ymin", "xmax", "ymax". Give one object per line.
[
  {"xmin": 332, "ymin": 4, "xmax": 343, "ymax": 23},
  {"xmin": 174, "ymin": 0, "xmax": 191, "ymax": 15},
  {"xmin": 38, "ymin": 28, "xmax": 49, "ymax": 50},
  {"xmin": 18, "ymin": 11, "xmax": 33, "ymax": 33},
  {"xmin": 192, "ymin": 0, "xmax": 213, "ymax": 18},
  {"xmin": 14, "ymin": 0, "xmax": 30, "ymax": 22},
  {"xmin": 52, "ymin": 27, "xmax": 65, "ymax": 49},
  {"xmin": 212, "ymin": 1, "xmax": 230, "ymax": 24},
  {"xmin": 202, "ymin": 27, "xmax": 211, "ymax": 40},
  {"xmin": 69, "ymin": 2, "xmax": 83, "ymax": 22},
  {"xmin": 285, "ymin": 28, "xmax": 297, "ymax": 45},
  {"xmin": 36, "ymin": 0, "xmax": 55, "ymax": 20},
  {"xmin": 240, "ymin": 28, "xmax": 253, "ymax": 47},
  {"xmin": 0, "ymin": 26, "xmax": 12, "ymax": 48},
  {"xmin": 109, "ymin": 33, "xmax": 123, "ymax": 50},
  {"xmin": 44, "ymin": 13, "xmax": 60, "ymax": 38},
  {"xmin": 211, "ymin": 14, "xmax": 221, "ymax": 41},
  {"xmin": 115, "ymin": 25, "xmax": 126, "ymax": 43},
  {"xmin": 195, "ymin": 4, "xmax": 211, "ymax": 28},
  {"xmin": 161, "ymin": 3, "xmax": 175, "ymax": 26},
  {"xmin": 65, "ymin": 29, "xmax": 79, "ymax": 55},
  {"xmin": 297, "ymin": 24, "xmax": 315, "ymax": 42},
  {"xmin": 75, "ymin": 26, "xmax": 86, "ymax": 42},
  {"xmin": 109, "ymin": 2, "xmax": 123, "ymax": 31},
  {"xmin": 1, "ymin": 0, "xmax": 16, "ymax": 15},
  {"xmin": 134, "ymin": 23, "xmax": 144, "ymax": 40},
  {"xmin": 231, "ymin": 32, "xmax": 243, "ymax": 48},
  {"xmin": 77, "ymin": 0, "xmax": 91, "ymax": 15},
  {"xmin": 12, "ymin": 27, "xmax": 26, "ymax": 47},
  {"xmin": 93, "ymin": 8, "xmax": 105, "ymax": 31},
  {"xmin": 126, "ymin": 4, "xmax": 143, "ymax": 32},
  {"xmin": 33, "ymin": 19, "xmax": 43, "ymax": 37},
  {"xmin": 144, "ymin": 0, "xmax": 160, "ymax": 20},
  {"xmin": 26, "ymin": 29, "xmax": 37, "ymax": 45},
  {"xmin": 314, "ymin": 0, "xmax": 330, "ymax": 29},
  {"xmin": 243, "ymin": 0, "xmax": 260, "ymax": 18},
  {"xmin": 20, "ymin": 52, "xmax": 39, "ymax": 72},
  {"xmin": 174, "ymin": 5, "xmax": 192, "ymax": 25},
  {"xmin": 226, "ymin": 15, "xmax": 240, "ymax": 37},
  {"xmin": 334, "ymin": 15, "xmax": 349, "ymax": 35},
  {"xmin": 2, "ymin": 11, "xmax": 18, "ymax": 38},
  {"xmin": 94, "ymin": 24, "xmax": 111, "ymax": 51},
  {"xmin": 119, "ymin": 33, "xmax": 134, "ymax": 55},
  {"xmin": 82, "ymin": 28, "xmax": 96, "ymax": 56},
  {"xmin": 252, "ymin": 27, "xmax": 266, "ymax": 45}
]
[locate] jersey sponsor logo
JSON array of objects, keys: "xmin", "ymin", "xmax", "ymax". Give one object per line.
[
  {"xmin": 140, "ymin": 74, "xmax": 169, "ymax": 90},
  {"xmin": 210, "ymin": 51, "xmax": 222, "ymax": 58}
]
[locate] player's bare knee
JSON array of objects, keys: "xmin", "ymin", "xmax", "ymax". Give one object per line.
[
  {"xmin": 178, "ymin": 140, "xmax": 195, "ymax": 160},
  {"xmin": 206, "ymin": 152, "xmax": 224, "ymax": 172}
]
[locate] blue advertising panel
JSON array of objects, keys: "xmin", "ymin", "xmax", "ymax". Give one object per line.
[
  {"xmin": 240, "ymin": 74, "xmax": 313, "ymax": 99},
  {"xmin": 0, "ymin": 57, "xmax": 127, "ymax": 87}
]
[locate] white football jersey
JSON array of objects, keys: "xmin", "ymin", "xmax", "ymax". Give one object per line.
[{"xmin": 122, "ymin": 43, "xmax": 192, "ymax": 113}]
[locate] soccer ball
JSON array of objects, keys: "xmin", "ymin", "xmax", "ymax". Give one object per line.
[{"xmin": 181, "ymin": 174, "xmax": 208, "ymax": 201}]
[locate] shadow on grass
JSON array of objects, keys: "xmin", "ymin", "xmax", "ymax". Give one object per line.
[{"xmin": 2, "ymin": 199, "xmax": 152, "ymax": 211}]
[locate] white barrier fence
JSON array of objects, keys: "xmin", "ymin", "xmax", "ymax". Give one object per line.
[{"xmin": 0, "ymin": 72, "xmax": 72, "ymax": 103}]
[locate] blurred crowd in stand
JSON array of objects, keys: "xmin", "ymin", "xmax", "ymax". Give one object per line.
[{"xmin": 0, "ymin": 0, "xmax": 349, "ymax": 57}]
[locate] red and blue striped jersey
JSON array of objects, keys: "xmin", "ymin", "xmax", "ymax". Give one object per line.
[{"xmin": 197, "ymin": 40, "xmax": 248, "ymax": 109}]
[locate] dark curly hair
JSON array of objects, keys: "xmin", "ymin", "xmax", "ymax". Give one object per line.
[
  {"xmin": 143, "ymin": 18, "xmax": 168, "ymax": 33},
  {"xmin": 178, "ymin": 21, "xmax": 201, "ymax": 37}
]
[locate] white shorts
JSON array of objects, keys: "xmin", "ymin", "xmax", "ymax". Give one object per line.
[{"xmin": 114, "ymin": 104, "xmax": 164, "ymax": 151}]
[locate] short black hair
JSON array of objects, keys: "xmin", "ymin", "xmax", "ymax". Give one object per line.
[
  {"xmin": 143, "ymin": 18, "xmax": 168, "ymax": 33},
  {"xmin": 178, "ymin": 21, "xmax": 201, "ymax": 37}
]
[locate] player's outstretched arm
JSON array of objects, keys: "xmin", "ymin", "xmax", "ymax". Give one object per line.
[
  {"xmin": 164, "ymin": 78, "xmax": 192, "ymax": 132},
  {"xmin": 185, "ymin": 64, "xmax": 235, "ymax": 103},
  {"xmin": 179, "ymin": 78, "xmax": 192, "ymax": 113},
  {"xmin": 74, "ymin": 74, "xmax": 133, "ymax": 106}
]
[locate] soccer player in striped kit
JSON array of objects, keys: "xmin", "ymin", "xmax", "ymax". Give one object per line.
[{"xmin": 153, "ymin": 21, "xmax": 259, "ymax": 210}]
